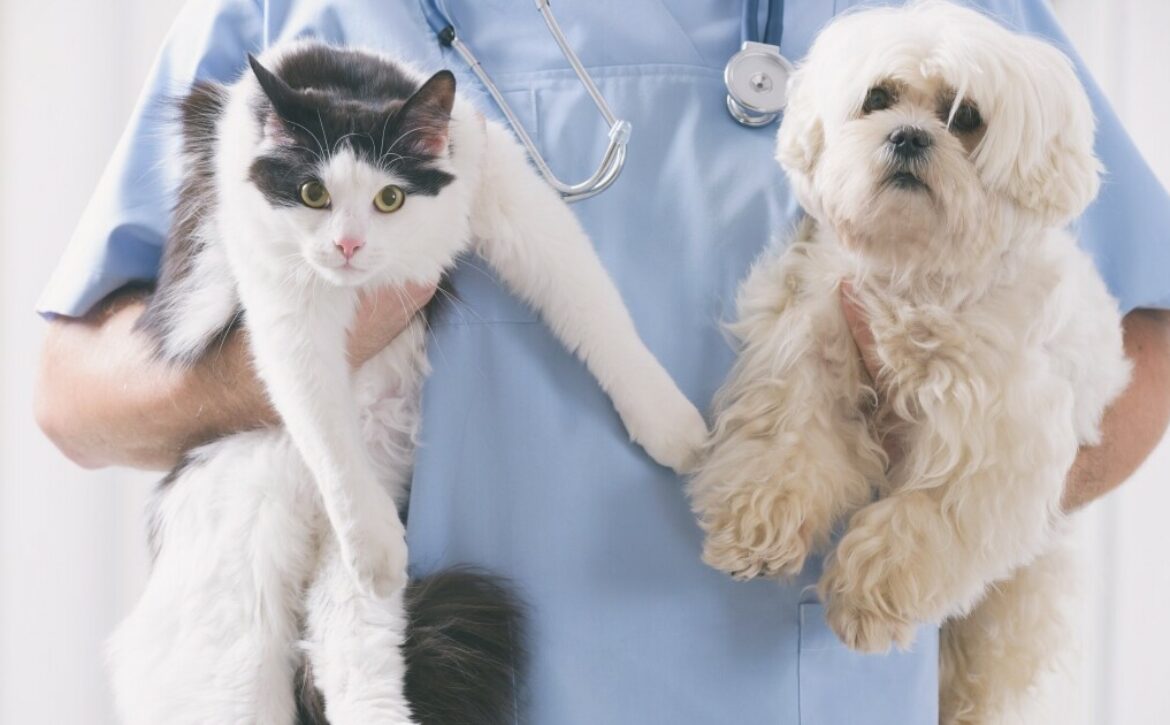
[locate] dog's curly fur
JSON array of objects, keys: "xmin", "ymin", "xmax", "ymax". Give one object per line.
[{"xmin": 689, "ymin": 2, "xmax": 1131, "ymax": 722}]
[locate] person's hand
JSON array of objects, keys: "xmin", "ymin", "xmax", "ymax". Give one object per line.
[
  {"xmin": 839, "ymin": 280, "xmax": 881, "ymax": 384},
  {"xmin": 346, "ymin": 282, "xmax": 436, "ymax": 368}
]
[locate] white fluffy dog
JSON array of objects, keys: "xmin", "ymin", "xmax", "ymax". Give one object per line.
[{"xmin": 689, "ymin": 2, "xmax": 1131, "ymax": 722}]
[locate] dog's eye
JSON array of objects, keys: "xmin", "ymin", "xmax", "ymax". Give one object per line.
[
  {"xmin": 862, "ymin": 86, "xmax": 895, "ymax": 114},
  {"xmin": 950, "ymin": 103, "xmax": 983, "ymax": 133}
]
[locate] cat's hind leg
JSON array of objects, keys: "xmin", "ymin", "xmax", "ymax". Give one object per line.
[
  {"xmin": 300, "ymin": 550, "xmax": 530, "ymax": 725},
  {"xmin": 300, "ymin": 535, "xmax": 417, "ymax": 725},
  {"xmin": 107, "ymin": 431, "xmax": 320, "ymax": 725}
]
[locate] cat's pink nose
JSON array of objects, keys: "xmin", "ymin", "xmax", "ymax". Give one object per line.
[{"xmin": 335, "ymin": 237, "xmax": 364, "ymax": 261}]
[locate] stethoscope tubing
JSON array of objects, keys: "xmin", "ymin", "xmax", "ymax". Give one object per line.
[
  {"xmin": 419, "ymin": 0, "xmax": 786, "ymax": 203},
  {"xmin": 742, "ymin": 0, "xmax": 785, "ymax": 46},
  {"xmin": 422, "ymin": 0, "xmax": 630, "ymax": 203}
]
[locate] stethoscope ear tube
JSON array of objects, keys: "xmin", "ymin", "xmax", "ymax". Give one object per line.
[{"xmin": 425, "ymin": 0, "xmax": 630, "ymax": 203}]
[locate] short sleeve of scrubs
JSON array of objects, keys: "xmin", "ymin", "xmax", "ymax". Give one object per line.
[{"xmin": 36, "ymin": 0, "xmax": 266, "ymax": 318}]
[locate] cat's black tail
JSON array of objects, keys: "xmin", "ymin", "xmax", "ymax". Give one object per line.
[
  {"xmin": 404, "ymin": 568, "xmax": 528, "ymax": 724},
  {"xmin": 297, "ymin": 568, "xmax": 527, "ymax": 725}
]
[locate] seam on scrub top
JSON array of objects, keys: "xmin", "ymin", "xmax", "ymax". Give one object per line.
[
  {"xmin": 488, "ymin": 62, "xmax": 725, "ymax": 85},
  {"xmin": 797, "ymin": 602, "xmax": 804, "ymax": 722},
  {"xmin": 410, "ymin": 0, "xmax": 451, "ymax": 71},
  {"xmin": 422, "ymin": 0, "xmax": 718, "ymax": 73},
  {"xmin": 432, "ymin": 319, "xmax": 543, "ymax": 329},
  {"xmin": 651, "ymin": 0, "xmax": 711, "ymax": 66},
  {"xmin": 529, "ymin": 85, "xmax": 542, "ymax": 153}
]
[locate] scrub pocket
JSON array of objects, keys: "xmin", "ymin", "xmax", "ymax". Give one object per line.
[{"xmin": 798, "ymin": 602, "xmax": 939, "ymax": 725}]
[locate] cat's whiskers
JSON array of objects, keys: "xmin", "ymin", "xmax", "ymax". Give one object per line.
[
  {"xmin": 389, "ymin": 284, "xmax": 451, "ymax": 372},
  {"xmin": 455, "ymin": 255, "xmax": 511, "ymax": 289},
  {"xmin": 210, "ymin": 306, "xmax": 247, "ymax": 361},
  {"xmin": 286, "ymin": 144, "xmax": 327, "ymax": 166},
  {"xmin": 433, "ymin": 283, "xmax": 485, "ymax": 327},
  {"xmin": 378, "ymin": 152, "xmax": 409, "ymax": 172},
  {"xmin": 330, "ymin": 131, "xmax": 374, "ymax": 157},
  {"xmin": 378, "ymin": 113, "xmax": 394, "ymax": 160},
  {"xmin": 316, "ymin": 109, "xmax": 331, "ymax": 156},
  {"xmin": 281, "ymin": 118, "xmax": 328, "ymax": 163},
  {"xmin": 379, "ymin": 126, "xmax": 430, "ymax": 166}
]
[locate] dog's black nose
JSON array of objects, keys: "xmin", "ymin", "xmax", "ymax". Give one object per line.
[{"xmin": 888, "ymin": 126, "xmax": 932, "ymax": 158}]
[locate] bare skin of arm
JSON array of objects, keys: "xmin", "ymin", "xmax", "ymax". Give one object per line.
[
  {"xmin": 34, "ymin": 283, "xmax": 436, "ymax": 471},
  {"xmin": 839, "ymin": 282, "xmax": 1170, "ymax": 510}
]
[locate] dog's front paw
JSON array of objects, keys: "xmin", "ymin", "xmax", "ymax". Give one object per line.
[
  {"xmin": 341, "ymin": 492, "xmax": 408, "ymax": 599},
  {"xmin": 819, "ymin": 533, "xmax": 918, "ymax": 653},
  {"xmin": 821, "ymin": 583, "xmax": 916, "ymax": 654},
  {"xmin": 698, "ymin": 485, "xmax": 820, "ymax": 581}
]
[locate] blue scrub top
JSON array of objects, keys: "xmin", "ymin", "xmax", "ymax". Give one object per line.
[{"xmin": 40, "ymin": 1, "xmax": 1170, "ymax": 723}]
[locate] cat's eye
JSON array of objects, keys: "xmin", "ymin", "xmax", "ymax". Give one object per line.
[
  {"xmin": 299, "ymin": 181, "xmax": 330, "ymax": 209},
  {"xmin": 949, "ymin": 102, "xmax": 983, "ymax": 133},
  {"xmin": 374, "ymin": 185, "xmax": 406, "ymax": 213},
  {"xmin": 862, "ymin": 86, "xmax": 895, "ymax": 114}
]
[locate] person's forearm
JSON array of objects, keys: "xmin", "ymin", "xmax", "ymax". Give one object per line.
[
  {"xmin": 35, "ymin": 291, "xmax": 276, "ymax": 471},
  {"xmin": 35, "ymin": 284, "xmax": 435, "ymax": 471},
  {"xmin": 1063, "ymin": 308, "xmax": 1170, "ymax": 510}
]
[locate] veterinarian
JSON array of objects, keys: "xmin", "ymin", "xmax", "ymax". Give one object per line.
[{"xmin": 35, "ymin": 1, "xmax": 1170, "ymax": 722}]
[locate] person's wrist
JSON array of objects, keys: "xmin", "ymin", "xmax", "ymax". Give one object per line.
[{"xmin": 1061, "ymin": 445, "xmax": 1105, "ymax": 512}]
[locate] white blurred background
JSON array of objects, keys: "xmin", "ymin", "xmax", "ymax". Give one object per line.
[{"xmin": 0, "ymin": 1, "xmax": 1166, "ymax": 723}]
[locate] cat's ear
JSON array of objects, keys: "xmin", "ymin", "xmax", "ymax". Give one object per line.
[
  {"xmin": 394, "ymin": 70, "xmax": 456, "ymax": 157},
  {"xmin": 248, "ymin": 54, "xmax": 310, "ymax": 123}
]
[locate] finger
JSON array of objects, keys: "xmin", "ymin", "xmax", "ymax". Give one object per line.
[
  {"xmin": 348, "ymin": 283, "xmax": 437, "ymax": 367},
  {"xmin": 840, "ymin": 282, "xmax": 902, "ymax": 466},
  {"xmin": 839, "ymin": 281, "xmax": 882, "ymax": 383}
]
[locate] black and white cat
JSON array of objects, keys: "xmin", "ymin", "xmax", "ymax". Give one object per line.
[{"xmin": 107, "ymin": 41, "xmax": 707, "ymax": 725}]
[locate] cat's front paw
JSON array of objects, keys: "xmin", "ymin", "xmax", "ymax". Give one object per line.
[
  {"xmin": 618, "ymin": 377, "xmax": 708, "ymax": 474},
  {"xmin": 647, "ymin": 405, "xmax": 708, "ymax": 474},
  {"xmin": 341, "ymin": 493, "xmax": 408, "ymax": 599},
  {"xmin": 699, "ymin": 485, "xmax": 818, "ymax": 580}
]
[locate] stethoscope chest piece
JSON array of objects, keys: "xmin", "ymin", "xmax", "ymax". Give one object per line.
[{"xmin": 724, "ymin": 41, "xmax": 793, "ymax": 127}]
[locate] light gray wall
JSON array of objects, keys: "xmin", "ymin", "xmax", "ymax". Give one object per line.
[{"xmin": 0, "ymin": 2, "xmax": 181, "ymax": 723}]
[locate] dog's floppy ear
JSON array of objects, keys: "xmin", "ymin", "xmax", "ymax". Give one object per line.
[
  {"xmin": 987, "ymin": 38, "xmax": 1101, "ymax": 226},
  {"xmin": 775, "ymin": 68, "xmax": 824, "ymax": 179}
]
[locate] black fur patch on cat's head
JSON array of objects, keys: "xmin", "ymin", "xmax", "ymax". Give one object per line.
[{"xmin": 246, "ymin": 45, "xmax": 456, "ymax": 208}]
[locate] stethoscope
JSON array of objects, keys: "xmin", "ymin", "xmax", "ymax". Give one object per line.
[
  {"xmin": 421, "ymin": 0, "xmax": 789, "ymax": 202},
  {"xmin": 726, "ymin": 0, "xmax": 793, "ymax": 127}
]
